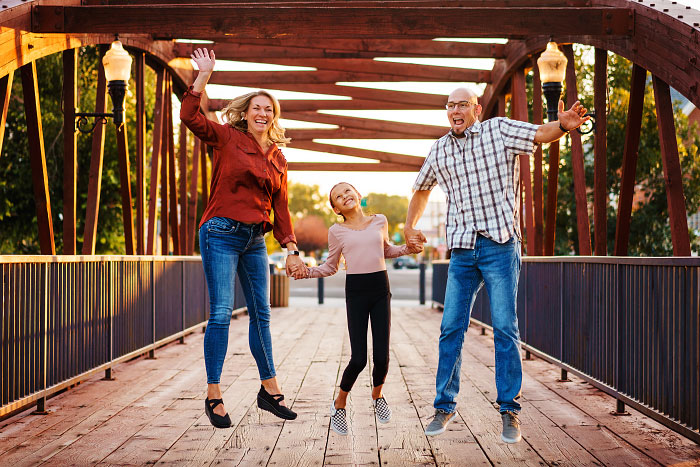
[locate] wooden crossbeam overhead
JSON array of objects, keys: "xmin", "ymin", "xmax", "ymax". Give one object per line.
[
  {"xmin": 33, "ymin": 6, "xmax": 633, "ymax": 39},
  {"xmin": 284, "ymin": 111, "xmax": 445, "ymax": 138},
  {"xmin": 173, "ymin": 39, "xmax": 506, "ymax": 59},
  {"xmin": 287, "ymin": 128, "xmax": 432, "ymax": 140},
  {"xmin": 208, "ymin": 68, "xmax": 488, "ymax": 85},
  {"xmin": 217, "ymin": 84, "xmax": 447, "ymax": 107},
  {"xmin": 287, "ymin": 162, "xmax": 416, "ymax": 172},
  {"xmin": 288, "ymin": 140, "xmax": 424, "ymax": 167},
  {"xmin": 208, "ymin": 98, "xmax": 435, "ymax": 111},
  {"xmin": 84, "ymin": 0, "xmax": 595, "ymax": 6}
]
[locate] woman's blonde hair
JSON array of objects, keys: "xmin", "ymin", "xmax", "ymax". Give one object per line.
[{"xmin": 220, "ymin": 90, "xmax": 291, "ymax": 145}]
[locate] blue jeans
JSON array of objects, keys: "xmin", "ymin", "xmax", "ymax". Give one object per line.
[
  {"xmin": 434, "ymin": 235, "xmax": 522, "ymax": 414},
  {"xmin": 199, "ymin": 217, "xmax": 275, "ymax": 384}
]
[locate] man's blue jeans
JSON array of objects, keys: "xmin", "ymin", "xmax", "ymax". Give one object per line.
[
  {"xmin": 434, "ymin": 235, "xmax": 522, "ymax": 414},
  {"xmin": 199, "ymin": 217, "xmax": 275, "ymax": 384}
]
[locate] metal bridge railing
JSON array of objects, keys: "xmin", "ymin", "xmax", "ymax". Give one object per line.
[
  {"xmin": 0, "ymin": 256, "xmax": 245, "ymax": 419},
  {"xmin": 431, "ymin": 256, "xmax": 700, "ymax": 444}
]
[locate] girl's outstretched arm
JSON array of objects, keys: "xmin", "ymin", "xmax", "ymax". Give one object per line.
[{"xmin": 306, "ymin": 229, "xmax": 341, "ymax": 278}]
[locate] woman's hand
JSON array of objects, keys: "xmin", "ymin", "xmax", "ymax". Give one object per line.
[
  {"xmin": 285, "ymin": 254, "xmax": 305, "ymax": 278},
  {"xmin": 191, "ymin": 48, "xmax": 216, "ymax": 74}
]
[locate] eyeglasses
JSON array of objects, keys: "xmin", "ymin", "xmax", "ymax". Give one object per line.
[{"xmin": 445, "ymin": 101, "xmax": 477, "ymax": 111}]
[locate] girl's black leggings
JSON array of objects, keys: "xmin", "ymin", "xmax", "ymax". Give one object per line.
[{"xmin": 339, "ymin": 270, "xmax": 391, "ymax": 392}]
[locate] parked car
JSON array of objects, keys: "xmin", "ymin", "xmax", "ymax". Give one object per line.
[
  {"xmin": 393, "ymin": 256, "xmax": 419, "ymax": 269},
  {"xmin": 268, "ymin": 252, "xmax": 286, "ymax": 271}
]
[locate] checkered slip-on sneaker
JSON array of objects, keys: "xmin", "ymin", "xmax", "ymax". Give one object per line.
[
  {"xmin": 373, "ymin": 397, "xmax": 392, "ymax": 424},
  {"xmin": 330, "ymin": 402, "xmax": 348, "ymax": 435}
]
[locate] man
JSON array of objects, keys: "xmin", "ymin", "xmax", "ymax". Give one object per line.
[{"xmin": 404, "ymin": 87, "xmax": 588, "ymax": 443}]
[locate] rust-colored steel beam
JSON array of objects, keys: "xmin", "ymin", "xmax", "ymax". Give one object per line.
[
  {"xmin": 168, "ymin": 83, "xmax": 180, "ymax": 255},
  {"xmin": 147, "ymin": 68, "xmax": 165, "ymax": 255},
  {"xmin": 564, "ymin": 44, "xmax": 592, "ymax": 256},
  {"xmin": 116, "ymin": 122, "xmax": 136, "ymax": 255},
  {"xmin": 544, "ymin": 140, "xmax": 560, "ymax": 256},
  {"xmin": 288, "ymin": 162, "xmax": 416, "ymax": 172},
  {"xmin": 652, "ymin": 75, "xmax": 691, "ymax": 256},
  {"xmin": 161, "ymin": 75, "xmax": 172, "ymax": 255},
  {"xmin": 135, "ymin": 51, "xmax": 146, "ymax": 255},
  {"xmin": 21, "ymin": 61, "xmax": 55, "ymax": 255},
  {"xmin": 188, "ymin": 137, "xmax": 201, "ymax": 255},
  {"xmin": 532, "ymin": 59, "xmax": 544, "ymax": 256},
  {"xmin": 33, "ymin": 6, "xmax": 633, "ymax": 39},
  {"xmin": 511, "ymin": 68, "xmax": 535, "ymax": 255},
  {"xmin": 82, "ymin": 46, "xmax": 108, "ymax": 255},
  {"xmin": 0, "ymin": 73, "xmax": 12, "ymax": 156},
  {"xmin": 62, "ymin": 49, "xmax": 77, "ymax": 255},
  {"xmin": 614, "ymin": 64, "xmax": 646, "ymax": 257},
  {"xmin": 173, "ymin": 39, "xmax": 506, "ymax": 59},
  {"xmin": 283, "ymin": 111, "xmax": 445, "ymax": 138},
  {"xmin": 593, "ymin": 47, "xmax": 607, "ymax": 256},
  {"xmin": 288, "ymin": 140, "xmax": 424, "ymax": 167},
  {"xmin": 178, "ymin": 122, "xmax": 188, "ymax": 254}
]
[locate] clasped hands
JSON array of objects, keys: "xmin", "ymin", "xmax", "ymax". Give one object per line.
[
  {"xmin": 285, "ymin": 255, "xmax": 308, "ymax": 280},
  {"xmin": 405, "ymin": 227, "xmax": 427, "ymax": 254}
]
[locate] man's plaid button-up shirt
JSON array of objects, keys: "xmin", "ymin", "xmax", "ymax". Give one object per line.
[{"xmin": 412, "ymin": 117, "xmax": 539, "ymax": 250}]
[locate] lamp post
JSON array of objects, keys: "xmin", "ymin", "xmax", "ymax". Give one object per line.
[
  {"xmin": 76, "ymin": 40, "xmax": 133, "ymax": 133},
  {"xmin": 536, "ymin": 41, "xmax": 567, "ymax": 123}
]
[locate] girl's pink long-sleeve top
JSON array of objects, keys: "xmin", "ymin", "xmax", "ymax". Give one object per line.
[{"xmin": 307, "ymin": 214, "xmax": 410, "ymax": 278}]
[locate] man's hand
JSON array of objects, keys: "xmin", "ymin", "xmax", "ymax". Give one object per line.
[
  {"xmin": 557, "ymin": 99, "xmax": 590, "ymax": 132},
  {"xmin": 404, "ymin": 226, "xmax": 427, "ymax": 250},
  {"xmin": 406, "ymin": 242, "xmax": 424, "ymax": 254},
  {"xmin": 285, "ymin": 254, "xmax": 304, "ymax": 277}
]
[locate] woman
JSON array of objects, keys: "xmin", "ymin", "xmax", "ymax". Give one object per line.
[
  {"xmin": 294, "ymin": 182, "xmax": 422, "ymax": 435},
  {"xmin": 180, "ymin": 48, "xmax": 305, "ymax": 428}
]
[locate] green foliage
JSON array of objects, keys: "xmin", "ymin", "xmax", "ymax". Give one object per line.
[
  {"xmin": 540, "ymin": 48, "xmax": 700, "ymax": 255},
  {"xmin": 364, "ymin": 192, "xmax": 409, "ymax": 242},
  {"xmin": 0, "ymin": 46, "xmax": 156, "ymax": 254}
]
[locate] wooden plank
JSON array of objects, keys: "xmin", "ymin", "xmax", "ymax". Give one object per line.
[
  {"xmin": 531, "ymin": 59, "xmax": 544, "ymax": 256},
  {"xmin": 210, "ymin": 98, "xmax": 435, "ymax": 112},
  {"xmin": 563, "ymin": 44, "xmax": 592, "ymax": 256},
  {"xmin": 146, "ymin": 68, "xmax": 165, "ymax": 255},
  {"xmin": 62, "ymin": 49, "xmax": 77, "ymax": 255},
  {"xmin": 287, "ymin": 127, "xmax": 437, "ymax": 140},
  {"xmin": 34, "ymin": 6, "xmax": 634, "ymax": 38},
  {"xmin": 614, "ymin": 64, "xmax": 646, "ymax": 256},
  {"xmin": 268, "ymin": 83, "xmax": 446, "ymax": 107},
  {"xmin": 652, "ymin": 75, "xmax": 691, "ymax": 256},
  {"xmin": 178, "ymin": 123, "xmax": 189, "ymax": 255},
  {"xmin": 512, "ymin": 68, "xmax": 535, "ymax": 255},
  {"xmin": 167, "ymin": 80, "xmax": 180, "ymax": 255},
  {"xmin": 0, "ymin": 72, "xmax": 13, "ymax": 156},
  {"xmin": 284, "ymin": 111, "xmax": 445, "ymax": 138},
  {"xmin": 20, "ymin": 61, "xmax": 54, "ymax": 255},
  {"xmin": 81, "ymin": 45, "xmax": 108, "ymax": 255},
  {"xmin": 173, "ymin": 38, "xmax": 506, "ymax": 59},
  {"xmin": 135, "ymin": 52, "xmax": 146, "ymax": 255},
  {"xmin": 116, "ymin": 121, "xmax": 136, "ymax": 255},
  {"xmin": 594, "ymin": 47, "xmax": 607, "ymax": 256},
  {"xmin": 544, "ymin": 140, "xmax": 560, "ymax": 256},
  {"xmin": 288, "ymin": 140, "xmax": 424, "ymax": 166},
  {"xmin": 187, "ymin": 137, "xmax": 200, "ymax": 255}
]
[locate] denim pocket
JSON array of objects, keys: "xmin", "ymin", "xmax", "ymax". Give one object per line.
[{"xmin": 207, "ymin": 216, "xmax": 237, "ymax": 234}]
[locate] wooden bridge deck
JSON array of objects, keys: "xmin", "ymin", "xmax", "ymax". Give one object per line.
[{"xmin": 1, "ymin": 301, "xmax": 699, "ymax": 466}]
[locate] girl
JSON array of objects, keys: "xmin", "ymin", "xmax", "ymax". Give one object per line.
[{"xmin": 295, "ymin": 182, "xmax": 422, "ymax": 435}]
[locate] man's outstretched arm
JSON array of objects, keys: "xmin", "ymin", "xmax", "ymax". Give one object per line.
[{"xmin": 534, "ymin": 99, "xmax": 590, "ymax": 144}]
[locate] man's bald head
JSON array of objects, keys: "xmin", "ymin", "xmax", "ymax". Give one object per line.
[{"xmin": 445, "ymin": 87, "xmax": 482, "ymax": 135}]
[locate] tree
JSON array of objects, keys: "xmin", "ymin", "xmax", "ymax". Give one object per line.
[
  {"xmin": 364, "ymin": 192, "xmax": 409, "ymax": 242},
  {"xmin": 0, "ymin": 46, "xmax": 157, "ymax": 254},
  {"xmin": 535, "ymin": 48, "xmax": 700, "ymax": 256},
  {"xmin": 293, "ymin": 215, "xmax": 328, "ymax": 253}
]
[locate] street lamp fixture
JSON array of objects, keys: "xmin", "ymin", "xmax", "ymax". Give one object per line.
[{"xmin": 75, "ymin": 40, "xmax": 133, "ymax": 133}]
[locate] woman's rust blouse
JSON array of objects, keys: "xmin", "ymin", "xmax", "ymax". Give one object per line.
[{"xmin": 180, "ymin": 87, "xmax": 296, "ymax": 246}]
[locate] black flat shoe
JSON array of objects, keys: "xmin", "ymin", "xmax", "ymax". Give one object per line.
[
  {"xmin": 205, "ymin": 398, "xmax": 232, "ymax": 428},
  {"xmin": 257, "ymin": 385, "xmax": 297, "ymax": 420}
]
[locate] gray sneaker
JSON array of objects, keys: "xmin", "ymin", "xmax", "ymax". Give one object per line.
[
  {"xmin": 501, "ymin": 411, "xmax": 522, "ymax": 443},
  {"xmin": 424, "ymin": 410, "xmax": 456, "ymax": 436}
]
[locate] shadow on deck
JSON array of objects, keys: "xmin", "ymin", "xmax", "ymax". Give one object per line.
[{"xmin": 1, "ymin": 302, "xmax": 698, "ymax": 465}]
